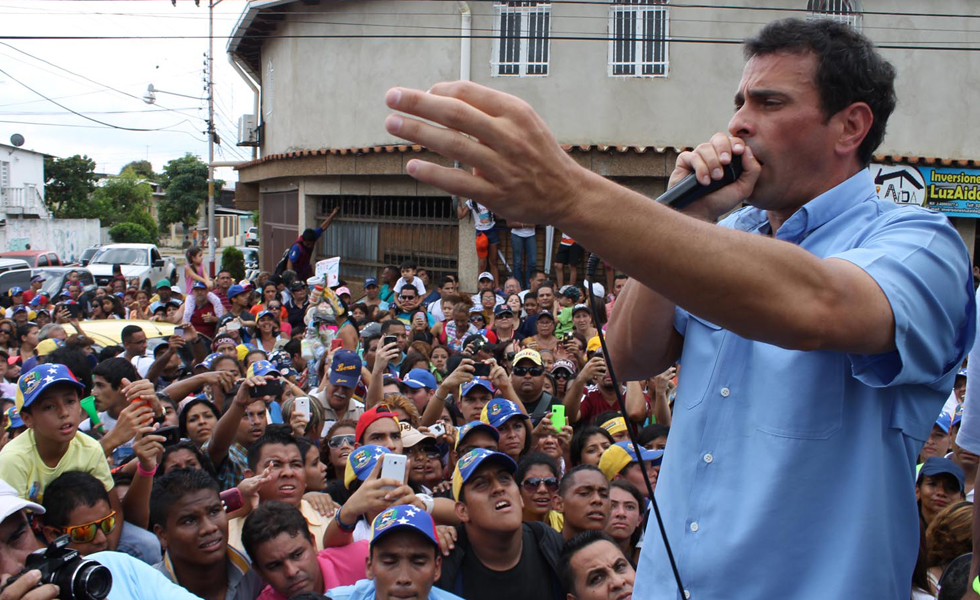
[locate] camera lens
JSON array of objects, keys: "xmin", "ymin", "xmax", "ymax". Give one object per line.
[{"xmin": 54, "ymin": 559, "xmax": 112, "ymax": 600}]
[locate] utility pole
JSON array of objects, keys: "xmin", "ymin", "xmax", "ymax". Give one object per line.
[{"xmin": 206, "ymin": 0, "xmax": 223, "ymax": 274}]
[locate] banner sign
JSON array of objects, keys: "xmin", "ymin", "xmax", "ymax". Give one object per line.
[
  {"xmin": 869, "ymin": 164, "xmax": 926, "ymax": 207},
  {"xmin": 918, "ymin": 166, "xmax": 980, "ymax": 218},
  {"xmin": 315, "ymin": 257, "xmax": 341, "ymax": 287}
]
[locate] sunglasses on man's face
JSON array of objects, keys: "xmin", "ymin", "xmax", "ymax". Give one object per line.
[
  {"xmin": 399, "ymin": 295, "xmax": 416, "ymax": 301},
  {"xmin": 327, "ymin": 434, "xmax": 356, "ymax": 449},
  {"xmin": 512, "ymin": 366, "xmax": 544, "ymax": 377},
  {"xmin": 521, "ymin": 477, "xmax": 559, "ymax": 494},
  {"xmin": 62, "ymin": 511, "xmax": 117, "ymax": 544}
]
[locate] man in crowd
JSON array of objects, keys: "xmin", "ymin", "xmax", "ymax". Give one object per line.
[
  {"xmin": 213, "ymin": 270, "xmax": 234, "ymax": 312},
  {"xmin": 427, "ymin": 277, "xmax": 457, "ymax": 323},
  {"xmin": 362, "ymin": 278, "xmax": 389, "ymax": 312},
  {"xmin": 150, "ymin": 468, "xmax": 264, "ymax": 600},
  {"xmin": 327, "ymin": 505, "xmax": 465, "ymax": 600},
  {"xmin": 383, "ymin": 17, "xmax": 973, "ymax": 599},
  {"xmin": 563, "ymin": 355, "xmax": 648, "ymax": 427},
  {"xmin": 403, "ymin": 368, "xmax": 438, "ymax": 414},
  {"xmin": 519, "ymin": 285, "xmax": 555, "ymax": 338},
  {"xmin": 510, "ymin": 350, "xmax": 560, "ymax": 420},
  {"xmin": 313, "ymin": 350, "xmax": 365, "ymax": 423},
  {"xmin": 206, "ymin": 374, "xmax": 270, "ymax": 490},
  {"xmin": 286, "ymin": 207, "xmax": 340, "ymax": 281},
  {"xmin": 559, "ymin": 531, "xmax": 635, "ymax": 600},
  {"xmin": 122, "ymin": 325, "xmax": 154, "ymax": 378},
  {"xmin": 286, "ymin": 281, "xmax": 310, "ymax": 333},
  {"xmin": 438, "ymin": 449, "xmax": 563, "ymax": 600},
  {"xmin": 555, "ymin": 466, "xmax": 610, "ymax": 541}
]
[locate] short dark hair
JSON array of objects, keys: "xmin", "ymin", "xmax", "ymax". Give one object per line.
[
  {"xmin": 241, "ymin": 501, "xmax": 312, "ymax": 561},
  {"xmin": 559, "ymin": 464, "xmax": 606, "ymax": 497},
  {"xmin": 150, "ymin": 468, "xmax": 219, "ymax": 529},
  {"xmin": 121, "ymin": 325, "xmax": 143, "ymax": 345},
  {"xmin": 247, "ymin": 428, "xmax": 301, "ymax": 471},
  {"xmin": 16, "ymin": 323, "xmax": 37, "ymax": 345},
  {"xmin": 559, "ymin": 531, "xmax": 624, "ymax": 596},
  {"xmin": 638, "ymin": 424, "xmax": 669, "ymax": 447},
  {"xmin": 613, "ymin": 273, "xmax": 628, "ymax": 282},
  {"xmin": 98, "ymin": 346, "xmax": 124, "ymax": 361},
  {"xmin": 400, "ymin": 260, "xmax": 417, "ymax": 271},
  {"xmin": 301, "ymin": 229, "xmax": 317, "ymax": 242},
  {"xmin": 46, "ymin": 346, "xmax": 93, "ymax": 397},
  {"xmin": 160, "ymin": 440, "xmax": 216, "ymax": 477},
  {"xmin": 438, "ymin": 276, "xmax": 455, "ymax": 288},
  {"xmin": 399, "ymin": 284, "xmax": 419, "ymax": 297},
  {"xmin": 41, "ymin": 471, "xmax": 110, "ymax": 530},
  {"xmin": 92, "ymin": 357, "xmax": 139, "ymax": 390},
  {"xmin": 517, "ymin": 453, "xmax": 559, "ymax": 483},
  {"xmin": 283, "ymin": 339, "xmax": 301, "ymax": 359},
  {"xmin": 380, "ymin": 320, "xmax": 406, "ymax": 335},
  {"xmin": 570, "ymin": 427, "xmax": 614, "ymax": 467},
  {"xmin": 744, "ymin": 18, "xmax": 896, "ymax": 166}
]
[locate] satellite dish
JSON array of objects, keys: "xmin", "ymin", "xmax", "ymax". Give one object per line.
[{"xmin": 9, "ymin": 134, "xmax": 24, "ymax": 147}]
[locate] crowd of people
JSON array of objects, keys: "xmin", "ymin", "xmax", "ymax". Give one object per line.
[{"xmin": 0, "ymin": 235, "xmax": 672, "ymax": 600}]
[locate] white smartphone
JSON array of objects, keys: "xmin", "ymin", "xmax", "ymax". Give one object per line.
[
  {"xmin": 294, "ymin": 396, "xmax": 311, "ymax": 418},
  {"xmin": 429, "ymin": 423, "xmax": 446, "ymax": 438},
  {"xmin": 379, "ymin": 453, "xmax": 407, "ymax": 487},
  {"xmin": 227, "ymin": 320, "xmax": 241, "ymax": 331}
]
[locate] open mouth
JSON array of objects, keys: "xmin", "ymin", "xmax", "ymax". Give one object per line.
[
  {"xmin": 587, "ymin": 511, "xmax": 606, "ymax": 521},
  {"xmin": 199, "ymin": 536, "xmax": 223, "ymax": 552},
  {"xmin": 494, "ymin": 500, "xmax": 512, "ymax": 512},
  {"xmin": 279, "ymin": 483, "xmax": 297, "ymax": 495}
]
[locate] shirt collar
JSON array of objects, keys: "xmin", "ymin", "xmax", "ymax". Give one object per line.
[{"xmin": 734, "ymin": 169, "xmax": 876, "ymax": 244}]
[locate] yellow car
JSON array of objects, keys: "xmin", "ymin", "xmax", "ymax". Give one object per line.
[{"xmin": 64, "ymin": 319, "xmax": 179, "ymax": 350}]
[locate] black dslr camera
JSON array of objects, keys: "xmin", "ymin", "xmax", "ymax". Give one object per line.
[{"xmin": 2, "ymin": 535, "xmax": 112, "ymax": 600}]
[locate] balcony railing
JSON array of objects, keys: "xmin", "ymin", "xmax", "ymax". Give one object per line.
[{"xmin": 0, "ymin": 186, "xmax": 49, "ymax": 218}]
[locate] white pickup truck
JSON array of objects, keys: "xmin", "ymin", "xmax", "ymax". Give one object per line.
[{"xmin": 86, "ymin": 244, "xmax": 178, "ymax": 292}]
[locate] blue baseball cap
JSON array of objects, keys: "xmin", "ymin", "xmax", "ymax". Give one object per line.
[
  {"xmin": 329, "ymin": 350, "xmax": 362, "ymax": 388},
  {"xmin": 403, "ymin": 368, "xmax": 437, "ymax": 390},
  {"xmin": 365, "ymin": 278, "xmax": 379, "ymax": 288},
  {"xmin": 256, "ymin": 309, "xmax": 276, "ymax": 321},
  {"xmin": 370, "ymin": 505, "xmax": 439, "ymax": 548},
  {"xmin": 917, "ymin": 456, "xmax": 966, "ymax": 492},
  {"xmin": 934, "ymin": 411, "xmax": 953, "ymax": 434},
  {"xmin": 455, "ymin": 420, "xmax": 499, "ymax": 450},
  {"xmin": 12, "ymin": 305, "xmax": 27, "ymax": 314},
  {"xmin": 16, "ymin": 364, "xmax": 85, "ymax": 411},
  {"xmin": 494, "ymin": 304, "xmax": 514, "ymax": 317},
  {"xmin": 27, "ymin": 296, "xmax": 43, "ymax": 307},
  {"xmin": 150, "ymin": 301, "xmax": 166, "ymax": 314},
  {"xmin": 480, "ymin": 398, "xmax": 528, "ymax": 429},
  {"xmin": 6, "ymin": 407, "xmax": 23, "ymax": 430},
  {"xmin": 192, "ymin": 281, "xmax": 208, "ymax": 290},
  {"xmin": 30, "ymin": 275, "xmax": 45, "ymax": 283},
  {"xmin": 461, "ymin": 378, "xmax": 494, "ymax": 398},
  {"xmin": 247, "ymin": 360, "xmax": 281, "ymax": 379},
  {"xmin": 167, "ymin": 299, "xmax": 183, "ymax": 307},
  {"xmin": 227, "ymin": 284, "xmax": 247, "ymax": 299},
  {"xmin": 9, "ymin": 287, "xmax": 23, "ymax": 296},
  {"xmin": 452, "ymin": 448, "xmax": 517, "ymax": 500},
  {"xmin": 197, "ymin": 352, "xmax": 224, "ymax": 371},
  {"xmin": 344, "ymin": 444, "xmax": 390, "ymax": 489}
]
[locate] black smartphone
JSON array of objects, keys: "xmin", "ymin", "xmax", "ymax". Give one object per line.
[
  {"xmin": 472, "ymin": 363, "xmax": 491, "ymax": 378},
  {"xmin": 251, "ymin": 380, "xmax": 283, "ymax": 398},
  {"xmin": 155, "ymin": 426, "xmax": 181, "ymax": 447},
  {"xmin": 60, "ymin": 303, "xmax": 81, "ymax": 318},
  {"xmin": 383, "ymin": 335, "xmax": 398, "ymax": 347}
]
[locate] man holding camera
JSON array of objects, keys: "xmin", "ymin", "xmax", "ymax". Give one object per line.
[{"xmin": 206, "ymin": 373, "xmax": 272, "ymax": 490}]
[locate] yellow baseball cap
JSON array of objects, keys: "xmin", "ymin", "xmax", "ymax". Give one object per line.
[{"xmin": 513, "ymin": 349, "xmax": 542, "ymax": 366}]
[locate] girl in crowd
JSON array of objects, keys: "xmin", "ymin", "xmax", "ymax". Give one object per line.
[
  {"xmin": 254, "ymin": 310, "xmax": 281, "ymax": 353},
  {"xmin": 296, "ymin": 437, "xmax": 329, "ymax": 493},
  {"xmin": 321, "ymin": 420, "xmax": 357, "ymax": 504},
  {"xmin": 606, "ymin": 480, "xmax": 645, "ymax": 565},
  {"xmin": 409, "ymin": 311, "xmax": 433, "ymax": 345},
  {"xmin": 925, "ymin": 501, "xmax": 973, "ymax": 591},
  {"xmin": 179, "ymin": 397, "xmax": 220, "ymax": 449},
  {"xmin": 430, "ymin": 346, "xmax": 449, "ymax": 381},
  {"xmin": 478, "ymin": 289, "xmax": 497, "ymax": 327},
  {"xmin": 570, "ymin": 426, "xmax": 614, "ymax": 467},
  {"xmin": 517, "ymin": 453, "xmax": 563, "ymax": 531},
  {"xmin": 183, "ymin": 246, "xmax": 212, "ymax": 292},
  {"xmin": 282, "ymin": 395, "xmax": 325, "ymax": 443}
]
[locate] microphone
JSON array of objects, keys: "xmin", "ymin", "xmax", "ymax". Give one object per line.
[{"xmin": 656, "ymin": 154, "xmax": 744, "ymax": 211}]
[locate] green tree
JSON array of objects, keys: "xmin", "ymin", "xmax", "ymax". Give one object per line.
[
  {"xmin": 108, "ymin": 222, "xmax": 155, "ymax": 244},
  {"xmin": 120, "ymin": 160, "xmax": 157, "ymax": 180},
  {"xmin": 159, "ymin": 153, "xmax": 223, "ymax": 243},
  {"xmin": 44, "ymin": 155, "xmax": 98, "ymax": 218},
  {"xmin": 91, "ymin": 171, "xmax": 153, "ymax": 227},
  {"xmin": 221, "ymin": 246, "xmax": 246, "ymax": 281}
]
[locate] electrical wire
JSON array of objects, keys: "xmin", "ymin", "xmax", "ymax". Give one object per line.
[{"xmin": 0, "ymin": 118, "xmax": 207, "ymax": 141}]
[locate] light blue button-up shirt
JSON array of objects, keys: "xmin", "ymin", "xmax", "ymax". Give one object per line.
[{"xmin": 633, "ymin": 169, "xmax": 976, "ymax": 600}]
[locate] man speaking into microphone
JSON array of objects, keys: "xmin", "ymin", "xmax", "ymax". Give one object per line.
[{"xmin": 383, "ymin": 18, "xmax": 975, "ymax": 600}]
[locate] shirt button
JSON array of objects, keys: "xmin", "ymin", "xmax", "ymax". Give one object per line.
[
  {"xmin": 720, "ymin": 387, "xmax": 730, "ymax": 397},
  {"xmin": 703, "ymin": 453, "xmax": 713, "ymax": 464},
  {"xmin": 684, "ymin": 592, "xmax": 691, "ymax": 600},
  {"xmin": 690, "ymin": 522, "xmax": 699, "ymax": 532}
]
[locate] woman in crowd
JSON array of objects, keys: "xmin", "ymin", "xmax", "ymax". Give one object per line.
[
  {"xmin": 505, "ymin": 293, "xmax": 523, "ymax": 321},
  {"xmin": 282, "ymin": 395, "xmax": 325, "ymax": 443},
  {"xmin": 572, "ymin": 303, "xmax": 598, "ymax": 341},
  {"xmin": 517, "ymin": 453, "xmax": 563, "ymax": 531},
  {"xmin": 409, "ymin": 311, "xmax": 433, "ymax": 345},
  {"xmin": 254, "ymin": 310, "xmax": 281, "ymax": 353},
  {"xmin": 296, "ymin": 437, "xmax": 329, "ymax": 493},
  {"xmin": 523, "ymin": 310, "xmax": 559, "ymax": 353},
  {"xmin": 491, "ymin": 304, "xmax": 521, "ymax": 360},
  {"xmin": 179, "ymin": 397, "xmax": 220, "ymax": 449},
  {"xmin": 0, "ymin": 320, "xmax": 15, "ymax": 354},
  {"xmin": 430, "ymin": 346, "xmax": 449, "ymax": 380},
  {"xmin": 399, "ymin": 352, "xmax": 430, "ymax": 380},
  {"xmin": 433, "ymin": 304, "xmax": 478, "ymax": 354},
  {"xmin": 478, "ymin": 289, "xmax": 498, "ymax": 327},
  {"xmin": 321, "ymin": 420, "xmax": 357, "ymax": 504},
  {"xmin": 606, "ymin": 480, "xmax": 645, "ymax": 565},
  {"xmin": 924, "ymin": 501, "xmax": 973, "ymax": 589},
  {"xmin": 570, "ymin": 426, "xmax": 614, "ymax": 467}
]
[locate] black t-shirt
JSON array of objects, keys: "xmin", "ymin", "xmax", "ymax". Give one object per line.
[
  {"xmin": 457, "ymin": 528, "xmax": 556, "ymax": 600},
  {"xmin": 325, "ymin": 479, "xmax": 350, "ymax": 505},
  {"xmin": 525, "ymin": 391, "xmax": 561, "ymax": 424}
]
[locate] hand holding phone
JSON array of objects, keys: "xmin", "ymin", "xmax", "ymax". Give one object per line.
[
  {"xmin": 220, "ymin": 488, "xmax": 245, "ymax": 513},
  {"xmin": 294, "ymin": 396, "xmax": 311, "ymax": 418},
  {"xmin": 472, "ymin": 362, "xmax": 491, "ymax": 378},
  {"xmin": 551, "ymin": 405, "xmax": 566, "ymax": 431},
  {"xmin": 379, "ymin": 453, "xmax": 407, "ymax": 488},
  {"xmin": 383, "ymin": 335, "xmax": 398, "ymax": 348}
]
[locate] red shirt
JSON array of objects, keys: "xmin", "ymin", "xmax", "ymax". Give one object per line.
[
  {"xmin": 190, "ymin": 304, "xmax": 217, "ymax": 339},
  {"xmin": 578, "ymin": 385, "xmax": 653, "ymax": 426}
]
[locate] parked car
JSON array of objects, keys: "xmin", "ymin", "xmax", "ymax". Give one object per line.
[
  {"xmin": 64, "ymin": 319, "xmax": 178, "ymax": 350},
  {"xmin": 86, "ymin": 244, "xmax": 177, "ymax": 292},
  {"xmin": 78, "ymin": 246, "xmax": 100, "ymax": 267},
  {"xmin": 0, "ymin": 259, "xmax": 31, "ymax": 297},
  {"xmin": 0, "ymin": 250, "xmax": 62, "ymax": 268},
  {"xmin": 35, "ymin": 267, "xmax": 97, "ymax": 300},
  {"xmin": 245, "ymin": 226, "xmax": 259, "ymax": 247}
]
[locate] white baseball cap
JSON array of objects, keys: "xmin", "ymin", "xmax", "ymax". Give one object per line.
[
  {"xmin": 478, "ymin": 272, "xmax": 494, "ymax": 282},
  {"xmin": 0, "ymin": 479, "xmax": 44, "ymax": 523}
]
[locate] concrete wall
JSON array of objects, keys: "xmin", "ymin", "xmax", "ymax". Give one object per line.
[
  {"xmin": 0, "ymin": 219, "xmax": 101, "ymax": 263},
  {"xmin": 0, "ymin": 144, "xmax": 45, "ymax": 196},
  {"xmin": 249, "ymin": 0, "xmax": 980, "ymax": 160}
]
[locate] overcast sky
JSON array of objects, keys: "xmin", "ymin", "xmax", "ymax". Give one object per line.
[{"xmin": 0, "ymin": 0, "xmax": 254, "ymax": 184}]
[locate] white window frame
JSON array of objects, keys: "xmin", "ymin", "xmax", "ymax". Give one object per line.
[
  {"xmin": 807, "ymin": 0, "xmax": 862, "ymax": 30},
  {"xmin": 491, "ymin": 1, "xmax": 552, "ymax": 77},
  {"xmin": 0, "ymin": 161, "xmax": 9, "ymax": 189},
  {"xmin": 608, "ymin": 0, "xmax": 669, "ymax": 78}
]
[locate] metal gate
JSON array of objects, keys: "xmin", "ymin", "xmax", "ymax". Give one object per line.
[
  {"xmin": 315, "ymin": 195, "xmax": 458, "ymax": 285},
  {"xmin": 261, "ymin": 190, "xmax": 298, "ymax": 270}
]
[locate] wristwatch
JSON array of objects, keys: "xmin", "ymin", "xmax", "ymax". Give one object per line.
[{"xmin": 415, "ymin": 493, "xmax": 434, "ymax": 514}]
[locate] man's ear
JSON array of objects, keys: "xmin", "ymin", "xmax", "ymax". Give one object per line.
[
  {"xmin": 40, "ymin": 525, "xmax": 59, "ymax": 544},
  {"xmin": 365, "ymin": 553, "xmax": 374, "ymax": 581},
  {"xmin": 19, "ymin": 410, "xmax": 33, "ymax": 429},
  {"xmin": 153, "ymin": 524, "xmax": 168, "ymax": 553},
  {"xmin": 433, "ymin": 553, "xmax": 442, "ymax": 582},
  {"xmin": 454, "ymin": 501, "xmax": 470, "ymax": 524},
  {"xmin": 553, "ymin": 495, "xmax": 564, "ymax": 514}
]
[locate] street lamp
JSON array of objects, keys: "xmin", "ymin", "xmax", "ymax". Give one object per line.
[{"xmin": 141, "ymin": 84, "xmax": 201, "ymax": 105}]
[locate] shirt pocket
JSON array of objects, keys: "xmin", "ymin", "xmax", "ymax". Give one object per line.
[
  {"xmin": 750, "ymin": 349, "xmax": 844, "ymax": 440},
  {"xmin": 678, "ymin": 314, "xmax": 727, "ymax": 411}
]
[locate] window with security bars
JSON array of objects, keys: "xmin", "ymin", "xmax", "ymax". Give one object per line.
[
  {"xmin": 608, "ymin": 0, "xmax": 669, "ymax": 77},
  {"xmin": 807, "ymin": 0, "xmax": 861, "ymax": 29},
  {"xmin": 492, "ymin": 1, "xmax": 551, "ymax": 77}
]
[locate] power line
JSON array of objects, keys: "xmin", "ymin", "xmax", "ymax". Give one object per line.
[
  {"xmin": 0, "ymin": 65, "xmax": 202, "ymax": 132},
  {"xmin": 0, "ymin": 118, "xmax": 207, "ymax": 141}
]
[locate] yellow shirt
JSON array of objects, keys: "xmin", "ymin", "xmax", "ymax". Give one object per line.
[
  {"xmin": 227, "ymin": 499, "xmax": 331, "ymax": 557},
  {"xmin": 0, "ymin": 429, "xmax": 114, "ymax": 502},
  {"xmin": 546, "ymin": 510, "xmax": 564, "ymax": 533}
]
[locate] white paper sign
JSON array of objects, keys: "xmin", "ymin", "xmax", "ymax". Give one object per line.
[{"xmin": 315, "ymin": 257, "xmax": 341, "ymax": 287}]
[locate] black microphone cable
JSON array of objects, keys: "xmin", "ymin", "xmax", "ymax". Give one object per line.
[{"xmin": 585, "ymin": 254, "xmax": 686, "ymax": 598}]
